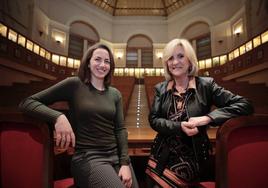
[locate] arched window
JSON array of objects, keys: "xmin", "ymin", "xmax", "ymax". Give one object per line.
[
  {"xmin": 181, "ymin": 22, "xmax": 211, "ymax": 60},
  {"xmin": 68, "ymin": 21, "xmax": 99, "ymax": 59},
  {"xmin": 126, "ymin": 34, "xmax": 153, "ymax": 68}
]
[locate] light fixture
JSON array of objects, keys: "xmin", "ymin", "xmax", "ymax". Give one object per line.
[
  {"xmin": 156, "ymin": 52, "xmax": 163, "ymax": 59},
  {"xmin": 116, "ymin": 52, "xmax": 123, "ymax": 59},
  {"xmin": 234, "ymin": 26, "xmax": 242, "ymax": 37},
  {"xmin": 54, "ymin": 35, "xmax": 63, "ymax": 44},
  {"xmin": 218, "ymin": 40, "xmax": 223, "ymax": 44},
  {"xmin": 38, "ymin": 30, "xmax": 43, "ymax": 36},
  {"xmin": 52, "ymin": 29, "xmax": 65, "ymax": 45}
]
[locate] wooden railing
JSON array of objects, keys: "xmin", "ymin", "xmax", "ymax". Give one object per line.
[
  {"xmin": 199, "ymin": 41, "xmax": 268, "ymax": 80},
  {"xmin": 0, "ymin": 35, "xmax": 77, "ymax": 80}
]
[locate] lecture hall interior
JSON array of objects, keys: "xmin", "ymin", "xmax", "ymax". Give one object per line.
[{"xmin": 0, "ymin": 0, "xmax": 268, "ymax": 187}]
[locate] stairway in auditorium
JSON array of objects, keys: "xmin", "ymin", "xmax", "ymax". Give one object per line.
[
  {"xmin": 124, "ymin": 84, "xmax": 156, "ymax": 140},
  {"xmin": 125, "ymin": 84, "xmax": 150, "ymax": 127}
]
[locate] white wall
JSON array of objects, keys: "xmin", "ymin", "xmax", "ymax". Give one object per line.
[
  {"xmin": 168, "ymin": 0, "xmax": 246, "ymax": 39},
  {"xmin": 113, "ymin": 43, "xmax": 127, "ymax": 67},
  {"xmin": 40, "ymin": 0, "xmax": 113, "ymax": 42},
  {"xmin": 0, "ymin": 0, "xmax": 34, "ymax": 36},
  {"xmin": 167, "ymin": 0, "xmax": 249, "ymax": 56},
  {"xmin": 35, "ymin": 0, "xmax": 168, "ymax": 44},
  {"xmin": 181, "ymin": 22, "xmax": 210, "ymax": 39},
  {"xmin": 32, "ymin": 7, "xmax": 50, "ymax": 47},
  {"xmin": 32, "ymin": 7, "xmax": 70, "ymax": 55},
  {"xmin": 112, "ymin": 16, "xmax": 168, "ymax": 43},
  {"xmin": 246, "ymin": 0, "xmax": 268, "ymax": 38},
  {"xmin": 228, "ymin": 6, "xmax": 248, "ymax": 49},
  {"xmin": 70, "ymin": 22, "xmax": 99, "ymax": 41},
  {"xmin": 3, "ymin": 0, "xmax": 267, "ymax": 67},
  {"xmin": 210, "ymin": 21, "xmax": 231, "ymax": 56},
  {"xmin": 153, "ymin": 43, "xmax": 166, "ymax": 68}
]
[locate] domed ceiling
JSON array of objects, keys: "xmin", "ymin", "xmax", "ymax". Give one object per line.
[{"xmin": 86, "ymin": 0, "xmax": 194, "ymax": 16}]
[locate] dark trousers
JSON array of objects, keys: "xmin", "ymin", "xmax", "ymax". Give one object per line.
[{"xmin": 71, "ymin": 150, "xmax": 139, "ymax": 188}]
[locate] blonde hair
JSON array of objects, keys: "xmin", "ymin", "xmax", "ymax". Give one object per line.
[{"xmin": 162, "ymin": 38, "xmax": 198, "ymax": 80}]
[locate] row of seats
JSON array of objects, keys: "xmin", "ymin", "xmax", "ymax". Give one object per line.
[
  {"xmin": 0, "ymin": 112, "xmax": 74, "ymax": 188},
  {"xmin": 144, "ymin": 76, "xmax": 165, "ymax": 111},
  {"xmin": 3, "ymin": 73, "xmax": 266, "ymax": 116},
  {"xmin": 0, "ymin": 80, "xmax": 55, "ymax": 108},
  {"xmin": 0, "ymin": 76, "xmax": 135, "ymax": 115},
  {"xmin": 111, "ymin": 76, "xmax": 136, "ymax": 116}
]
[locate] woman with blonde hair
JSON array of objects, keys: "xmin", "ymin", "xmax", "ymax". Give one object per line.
[{"xmin": 146, "ymin": 38, "xmax": 253, "ymax": 187}]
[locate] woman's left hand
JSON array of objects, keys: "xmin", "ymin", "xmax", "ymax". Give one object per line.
[{"xmin": 118, "ymin": 165, "xmax": 132, "ymax": 188}]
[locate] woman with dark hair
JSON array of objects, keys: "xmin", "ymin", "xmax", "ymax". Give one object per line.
[{"xmin": 19, "ymin": 44, "xmax": 138, "ymax": 188}]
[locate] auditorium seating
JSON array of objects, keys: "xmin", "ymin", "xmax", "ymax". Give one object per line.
[
  {"xmin": 0, "ymin": 111, "xmax": 54, "ymax": 188},
  {"xmin": 2, "ymin": 99, "xmax": 267, "ymax": 187},
  {"xmin": 0, "ymin": 76, "xmax": 135, "ymax": 117},
  {"xmin": 216, "ymin": 80, "xmax": 268, "ymax": 114},
  {"xmin": 144, "ymin": 76, "xmax": 165, "ymax": 111},
  {"xmin": 201, "ymin": 115, "xmax": 268, "ymax": 188},
  {"xmin": 0, "ymin": 111, "xmax": 75, "ymax": 188},
  {"xmin": 0, "ymin": 80, "xmax": 56, "ymax": 107},
  {"xmin": 215, "ymin": 115, "xmax": 268, "ymax": 188},
  {"xmin": 111, "ymin": 76, "xmax": 136, "ymax": 116}
]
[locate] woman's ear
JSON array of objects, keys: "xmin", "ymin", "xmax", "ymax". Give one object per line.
[{"xmin": 188, "ymin": 64, "xmax": 193, "ymax": 73}]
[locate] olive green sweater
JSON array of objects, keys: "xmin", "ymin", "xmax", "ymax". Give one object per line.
[{"xmin": 19, "ymin": 77, "xmax": 129, "ymax": 165}]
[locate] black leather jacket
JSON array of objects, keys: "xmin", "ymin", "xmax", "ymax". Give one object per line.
[{"xmin": 149, "ymin": 76, "xmax": 254, "ymax": 162}]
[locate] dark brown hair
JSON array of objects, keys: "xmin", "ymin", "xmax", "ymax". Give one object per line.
[{"xmin": 78, "ymin": 43, "xmax": 115, "ymax": 87}]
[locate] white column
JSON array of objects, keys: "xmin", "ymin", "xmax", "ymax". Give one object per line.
[
  {"xmin": 83, "ymin": 39, "xmax": 88, "ymax": 54},
  {"xmin": 138, "ymin": 49, "xmax": 142, "ymax": 67}
]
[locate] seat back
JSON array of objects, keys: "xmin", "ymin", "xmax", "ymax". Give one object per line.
[
  {"xmin": 216, "ymin": 115, "xmax": 268, "ymax": 188},
  {"xmin": 0, "ymin": 112, "xmax": 53, "ymax": 188}
]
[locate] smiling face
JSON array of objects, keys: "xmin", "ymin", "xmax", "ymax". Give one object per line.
[
  {"xmin": 166, "ymin": 45, "xmax": 191, "ymax": 79},
  {"xmin": 89, "ymin": 48, "xmax": 111, "ymax": 81}
]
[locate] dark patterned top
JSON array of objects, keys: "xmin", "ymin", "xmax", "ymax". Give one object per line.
[{"xmin": 168, "ymin": 86, "xmax": 188, "ymax": 122}]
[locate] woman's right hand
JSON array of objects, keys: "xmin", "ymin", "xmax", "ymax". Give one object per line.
[
  {"xmin": 55, "ymin": 114, "xmax": 75, "ymax": 149},
  {"xmin": 181, "ymin": 121, "xmax": 199, "ymax": 136}
]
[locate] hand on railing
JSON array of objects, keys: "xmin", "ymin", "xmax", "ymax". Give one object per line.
[{"xmin": 54, "ymin": 114, "xmax": 75, "ymax": 149}]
